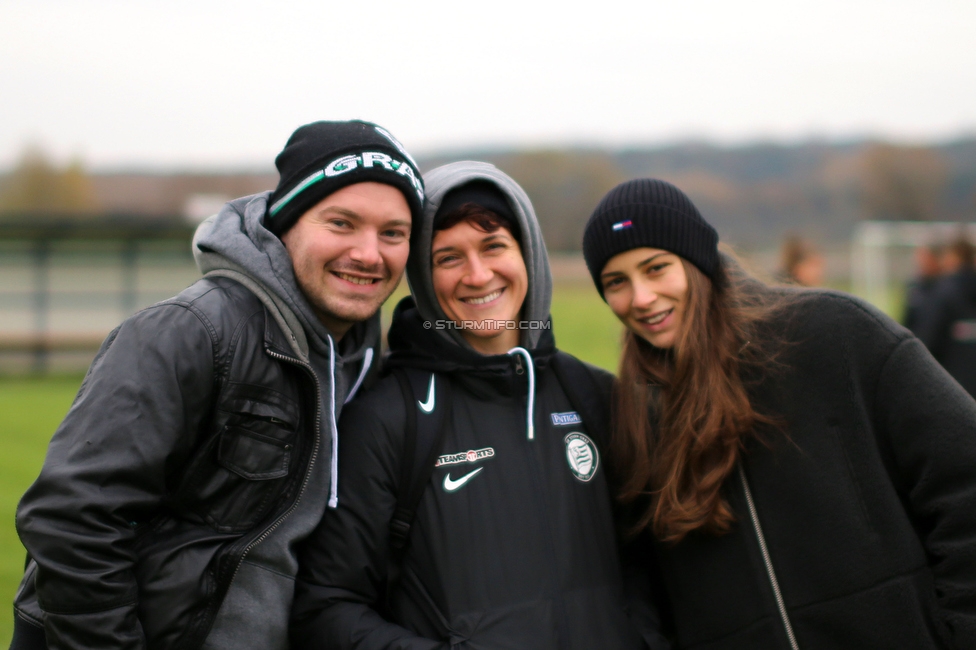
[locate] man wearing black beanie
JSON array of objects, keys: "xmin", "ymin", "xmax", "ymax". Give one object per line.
[{"xmin": 12, "ymin": 120, "xmax": 423, "ymax": 650}]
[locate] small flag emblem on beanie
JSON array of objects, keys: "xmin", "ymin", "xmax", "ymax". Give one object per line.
[{"xmin": 612, "ymin": 220, "xmax": 633, "ymax": 231}]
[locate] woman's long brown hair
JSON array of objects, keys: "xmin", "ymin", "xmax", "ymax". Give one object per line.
[{"xmin": 612, "ymin": 257, "xmax": 779, "ymax": 544}]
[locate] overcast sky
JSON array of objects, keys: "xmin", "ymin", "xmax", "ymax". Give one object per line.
[{"xmin": 1, "ymin": 0, "xmax": 974, "ymax": 170}]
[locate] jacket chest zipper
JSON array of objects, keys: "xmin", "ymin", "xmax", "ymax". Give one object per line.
[
  {"xmin": 738, "ymin": 464, "xmax": 800, "ymax": 650},
  {"xmin": 521, "ymin": 415, "xmax": 572, "ymax": 650},
  {"xmin": 507, "ymin": 347, "xmax": 536, "ymax": 440},
  {"xmin": 204, "ymin": 348, "xmax": 323, "ymax": 639}
]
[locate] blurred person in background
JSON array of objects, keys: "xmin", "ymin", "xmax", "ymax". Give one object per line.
[
  {"xmin": 10, "ymin": 121, "xmax": 424, "ymax": 650},
  {"xmin": 291, "ymin": 162, "xmax": 667, "ymax": 650},
  {"xmin": 916, "ymin": 234, "xmax": 976, "ymax": 396},
  {"xmin": 778, "ymin": 235, "xmax": 824, "ymax": 287},
  {"xmin": 903, "ymin": 242, "xmax": 944, "ymax": 335},
  {"xmin": 582, "ymin": 178, "xmax": 976, "ymax": 649}
]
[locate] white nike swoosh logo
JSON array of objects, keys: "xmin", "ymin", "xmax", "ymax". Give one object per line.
[
  {"xmin": 418, "ymin": 374, "xmax": 435, "ymax": 413},
  {"xmin": 443, "ymin": 467, "xmax": 483, "ymax": 492}
]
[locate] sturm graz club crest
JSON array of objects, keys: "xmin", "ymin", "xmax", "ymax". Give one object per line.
[{"xmin": 564, "ymin": 432, "xmax": 599, "ymax": 482}]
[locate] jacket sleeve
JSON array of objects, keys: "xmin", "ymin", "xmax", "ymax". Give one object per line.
[
  {"xmin": 873, "ymin": 336, "xmax": 976, "ymax": 648},
  {"xmin": 15, "ymin": 303, "xmax": 217, "ymax": 650},
  {"xmin": 291, "ymin": 394, "xmax": 446, "ymax": 650}
]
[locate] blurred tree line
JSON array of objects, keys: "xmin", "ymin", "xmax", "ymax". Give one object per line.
[
  {"xmin": 859, "ymin": 144, "xmax": 948, "ymax": 221},
  {"xmin": 0, "ymin": 147, "xmax": 100, "ymax": 217},
  {"xmin": 3, "ymin": 139, "xmax": 975, "ymax": 248}
]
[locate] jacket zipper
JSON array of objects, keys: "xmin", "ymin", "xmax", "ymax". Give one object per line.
[
  {"xmin": 516, "ymin": 360, "xmax": 571, "ymax": 650},
  {"xmin": 737, "ymin": 464, "xmax": 799, "ymax": 650},
  {"xmin": 507, "ymin": 348, "xmax": 571, "ymax": 647},
  {"xmin": 193, "ymin": 346, "xmax": 323, "ymax": 648},
  {"xmin": 507, "ymin": 347, "xmax": 536, "ymax": 440}
]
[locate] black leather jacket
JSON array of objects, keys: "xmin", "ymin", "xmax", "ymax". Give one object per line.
[{"xmin": 15, "ymin": 276, "xmax": 323, "ymax": 650}]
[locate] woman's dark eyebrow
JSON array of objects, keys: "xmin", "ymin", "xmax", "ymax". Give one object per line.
[
  {"xmin": 431, "ymin": 244, "xmax": 457, "ymax": 256},
  {"xmin": 637, "ymin": 253, "xmax": 669, "ymax": 269},
  {"xmin": 601, "ymin": 252, "xmax": 670, "ymax": 280},
  {"xmin": 433, "ymin": 231, "xmax": 512, "ymax": 257}
]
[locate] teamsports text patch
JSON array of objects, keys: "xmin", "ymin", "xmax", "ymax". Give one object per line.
[{"xmin": 435, "ymin": 447, "xmax": 495, "ymax": 467}]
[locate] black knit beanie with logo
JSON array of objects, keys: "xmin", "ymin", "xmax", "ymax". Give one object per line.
[
  {"xmin": 582, "ymin": 178, "xmax": 719, "ymax": 299},
  {"xmin": 265, "ymin": 120, "xmax": 425, "ymax": 237}
]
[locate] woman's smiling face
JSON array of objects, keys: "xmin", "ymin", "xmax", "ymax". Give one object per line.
[
  {"xmin": 600, "ymin": 247, "xmax": 689, "ymax": 349},
  {"xmin": 431, "ymin": 220, "xmax": 528, "ymax": 355}
]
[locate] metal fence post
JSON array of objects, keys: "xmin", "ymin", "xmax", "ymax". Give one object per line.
[
  {"xmin": 32, "ymin": 238, "xmax": 51, "ymax": 374},
  {"xmin": 121, "ymin": 239, "xmax": 138, "ymax": 316}
]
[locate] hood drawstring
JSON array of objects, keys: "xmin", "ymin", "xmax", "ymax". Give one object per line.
[
  {"xmin": 327, "ymin": 335, "xmax": 339, "ymax": 508},
  {"xmin": 507, "ymin": 347, "xmax": 536, "ymax": 440},
  {"xmin": 344, "ymin": 347, "xmax": 374, "ymax": 405}
]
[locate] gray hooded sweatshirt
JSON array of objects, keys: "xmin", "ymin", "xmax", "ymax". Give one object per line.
[
  {"xmin": 192, "ymin": 191, "xmax": 378, "ymax": 649},
  {"xmin": 406, "ymin": 160, "xmax": 553, "ymax": 351}
]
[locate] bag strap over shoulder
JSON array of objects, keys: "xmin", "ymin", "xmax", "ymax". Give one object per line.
[{"xmin": 389, "ymin": 368, "xmax": 452, "ymax": 558}]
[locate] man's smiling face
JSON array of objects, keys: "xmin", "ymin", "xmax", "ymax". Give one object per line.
[{"xmin": 280, "ymin": 181, "xmax": 411, "ymax": 339}]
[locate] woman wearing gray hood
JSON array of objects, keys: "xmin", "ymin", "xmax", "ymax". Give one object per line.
[{"xmin": 292, "ymin": 162, "xmax": 668, "ymax": 649}]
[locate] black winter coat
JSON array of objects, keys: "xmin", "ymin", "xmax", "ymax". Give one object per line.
[
  {"xmin": 292, "ymin": 300, "xmax": 655, "ymax": 650},
  {"xmin": 916, "ymin": 267, "xmax": 976, "ymax": 397},
  {"xmin": 15, "ymin": 277, "xmax": 324, "ymax": 650},
  {"xmin": 643, "ymin": 290, "xmax": 976, "ymax": 649}
]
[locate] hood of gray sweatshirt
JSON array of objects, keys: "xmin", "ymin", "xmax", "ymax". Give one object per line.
[{"xmin": 407, "ymin": 161, "xmax": 553, "ymax": 350}]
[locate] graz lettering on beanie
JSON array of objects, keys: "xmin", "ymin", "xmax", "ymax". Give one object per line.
[
  {"xmin": 266, "ymin": 120, "xmax": 425, "ymax": 236},
  {"xmin": 582, "ymin": 178, "xmax": 719, "ymax": 299}
]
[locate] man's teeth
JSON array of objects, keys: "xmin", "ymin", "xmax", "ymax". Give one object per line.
[
  {"xmin": 643, "ymin": 310, "xmax": 670, "ymax": 325},
  {"xmin": 464, "ymin": 290, "xmax": 502, "ymax": 305},
  {"xmin": 337, "ymin": 273, "xmax": 376, "ymax": 285}
]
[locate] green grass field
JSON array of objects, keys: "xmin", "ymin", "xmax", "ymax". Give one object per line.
[
  {"xmin": 0, "ymin": 284, "xmax": 621, "ymax": 646},
  {"xmin": 0, "ymin": 375, "xmax": 84, "ymax": 645}
]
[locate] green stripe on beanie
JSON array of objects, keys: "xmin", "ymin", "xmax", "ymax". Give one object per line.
[{"xmin": 266, "ymin": 120, "xmax": 424, "ymax": 237}]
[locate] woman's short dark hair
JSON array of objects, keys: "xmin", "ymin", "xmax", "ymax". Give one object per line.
[{"xmin": 434, "ymin": 202, "xmax": 519, "ymax": 243}]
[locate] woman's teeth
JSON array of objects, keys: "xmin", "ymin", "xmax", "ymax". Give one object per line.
[
  {"xmin": 463, "ymin": 289, "xmax": 502, "ymax": 305},
  {"xmin": 337, "ymin": 273, "xmax": 376, "ymax": 285},
  {"xmin": 643, "ymin": 309, "xmax": 671, "ymax": 325}
]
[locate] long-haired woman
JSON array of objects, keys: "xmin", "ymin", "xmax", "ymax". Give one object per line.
[{"xmin": 582, "ymin": 178, "xmax": 976, "ymax": 650}]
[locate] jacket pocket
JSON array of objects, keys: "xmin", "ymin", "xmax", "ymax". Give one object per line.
[
  {"xmin": 180, "ymin": 404, "xmax": 300, "ymax": 533},
  {"xmin": 218, "ymin": 426, "xmax": 292, "ymax": 480}
]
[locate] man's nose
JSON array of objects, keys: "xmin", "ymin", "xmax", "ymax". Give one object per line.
[{"xmin": 347, "ymin": 232, "xmax": 382, "ymax": 268}]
